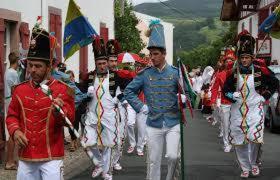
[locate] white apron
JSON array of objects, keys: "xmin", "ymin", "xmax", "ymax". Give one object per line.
[
  {"xmin": 81, "ymin": 74, "xmax": 119, "ymax": 148},
  {"xmin": 229, "ymin": 70, "xmax": 265, "ymax": 145}
]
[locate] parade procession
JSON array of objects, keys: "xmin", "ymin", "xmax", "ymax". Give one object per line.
[{"xmin": 1, "ymin": 0, "xmax": 280, "ymax": 180}]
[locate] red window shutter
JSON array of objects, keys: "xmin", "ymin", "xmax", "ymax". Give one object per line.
[
  {"xmin": 100, "ymin": 27, "xmax": 109, "ymax": 44},
  {"xmin": 258, "ymin": 8, "xmax": 269, "ymax": 39},
  {"xmin": 50, "ymin": 14, "xmax": 56, "ymax": 33},
  {"xmin": 19, "ymin": 22, "xmax": 30, "ymax": 50},
  {"xmin": 0, "ymin": 18, "xmax": 5, "ymax": 90},
  {"xmin": 79, "ymin": 46, "xmax": 88, "ymax": 74}
]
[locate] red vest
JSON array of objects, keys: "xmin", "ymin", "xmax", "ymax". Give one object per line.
[{"xmin": 6, "ymin": 78, "xmax": 75, "ymax": 161}]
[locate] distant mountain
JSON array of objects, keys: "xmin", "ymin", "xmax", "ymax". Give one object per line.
[
  {"xmin": 134, "ymin": 0, "xmax": 223, "ymax": 18},
  {"xmin": 133, "ymin": 0, "xmax": 227, "ymax": 53}
]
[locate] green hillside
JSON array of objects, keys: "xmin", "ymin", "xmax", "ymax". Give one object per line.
[{"xmin": 134, "ymin": 0, "xmax": 228, "ymax": 53}]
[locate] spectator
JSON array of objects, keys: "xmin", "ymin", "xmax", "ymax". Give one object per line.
[{"xmin": 4, "ymin": 51, "xmax": 20, "ymax": 170}]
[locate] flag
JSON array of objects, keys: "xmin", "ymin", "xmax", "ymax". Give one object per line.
[
  {"xmin": 259, "ymin": 5, "xmax": 280, "ymax": 39},
  {"xmin": 177, "ymin": 58, "xmax": 197, "ymax": 126},
  {"xmin": 34, "ymin": 16, "xmax": 42, "ymax": 28},
  {"xmin": 63, "ymin": 0, "xmax": 98, "ymax": 60}
]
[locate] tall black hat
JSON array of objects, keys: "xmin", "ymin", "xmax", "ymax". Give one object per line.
[
  {"xmin": 27, "ymin": 28, "xmax": 50, "ymax": 62},
  {"xmin": 106, "ymin": 39, "xmax": 121, "ymax": 58},
  {"xmin": 92, "ymin": 36, "xmax": 108, "ymax": 61},
  {"xmin": 237, "ymin": 30, "xmax": 255, "ymax": 57}
]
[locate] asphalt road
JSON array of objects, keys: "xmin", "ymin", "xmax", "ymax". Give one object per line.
[{"xmin": 70, "ymin": 110, "xmax": 280, "ymax": 180}]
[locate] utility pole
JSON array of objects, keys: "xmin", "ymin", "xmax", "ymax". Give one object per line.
[{"xmin": 120, "ymin": 0, "xmax": 125, "ymax": 16}]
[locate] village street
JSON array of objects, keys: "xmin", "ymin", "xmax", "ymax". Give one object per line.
[
  {"xmin": 1, "ymin": 0, "xmax": 280, "ymax": 180},
  {"xmin": 68, "ymin": 111, "xmax": 280, "ymax": 180}
]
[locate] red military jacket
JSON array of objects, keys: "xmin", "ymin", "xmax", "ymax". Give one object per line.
[
  {"xmin": 6, "ymin": 78, "xmax": 75, "ymax": 162},
  {"xmin": 210, "ymin": 70, "xmax": 232, "ymax": 105}
]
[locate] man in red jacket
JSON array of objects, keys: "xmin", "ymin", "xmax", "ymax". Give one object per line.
[
  {"xmin": 211, "ymin": 47, "xmax": 236, "ymax": 153},
  {"xmin": 6, "ymin": 27, "xmax": 75, "ymax": 180}
]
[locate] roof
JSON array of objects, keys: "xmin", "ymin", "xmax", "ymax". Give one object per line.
[{"xmin": 220, "ymin": 0, "xmax": 260, "ymax": 21}]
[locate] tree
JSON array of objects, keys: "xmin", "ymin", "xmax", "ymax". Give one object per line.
[
  {"xmin": 177, "ymin": 22, "xmax": 237, "ymax": 69},
  {"xmin": 115, "ymin": 0, "xmax": 145, "ymax": 54}
]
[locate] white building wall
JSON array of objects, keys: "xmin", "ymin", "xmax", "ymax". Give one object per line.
[
  {"xmin": 271, "ymin": 38, "xmax": 280, "ymax": 61},
  {"xmin": 1, "ymin": 0, "xmax": 115, "ymax": 81},
  {"xmin": 134, "ymin": 11, "xmax": 174, "ymax": 65}
]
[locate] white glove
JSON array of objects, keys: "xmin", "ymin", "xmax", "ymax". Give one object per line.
[
  {"xmin": 87, "ymin": 86, "xmax": 95, "ymax": 97},
  {"xmin": 112, "ymin": 97, "xmax": 119, "ymax": 105},
  {"xmin": 140, "ymin": 104, "xmax": 149, "ymax": 115},
  {"xmin": 177, "ymin": 93, "xmax": 186, "ymax": 103},
  {"xmin": 233, "ymin": 92, "xmax": 241, "ymax": 101}
]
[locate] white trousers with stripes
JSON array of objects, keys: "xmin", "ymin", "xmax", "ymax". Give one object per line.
[
  {"xmin": 235, "ymin": 142, "xmax": 261, "ymax": 172},
  {"xmin": 87, "ymin": 146, "xmax": 112, "ymax": 174}
]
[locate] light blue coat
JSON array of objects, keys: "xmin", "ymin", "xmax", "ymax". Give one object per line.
[{"xmin": 124, "ymin": 64, "xmax": 180, "ymax": 128}]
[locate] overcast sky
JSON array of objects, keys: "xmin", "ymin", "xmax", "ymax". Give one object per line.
[{"xmin": 131, "ymin": 0, "xmax": 167, "ymax": 5}]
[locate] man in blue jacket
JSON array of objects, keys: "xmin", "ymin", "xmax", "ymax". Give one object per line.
[{"xmin": 124, "ymin": 20, "xmax": 181, "ymax": 180}]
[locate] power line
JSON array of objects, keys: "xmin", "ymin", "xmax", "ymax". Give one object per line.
[{"xmin": 157, "ymin": 0, "xmax": 199, "ymax": 22}]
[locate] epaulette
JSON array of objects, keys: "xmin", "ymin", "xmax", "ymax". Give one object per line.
[
  {"xmin": 171, "ymin": 65, "xmax": 178, "ymax": 70},
  {"xmin": 56, "ymin": 80, "xmax": 75, "ymax": 98},
  {"xmin": 137, "ymin": 66, "xmax": 151, "ymax": 75},
  {"xmin": 12, "ymin": 80, "xmax": 29, "ymax": 93}
]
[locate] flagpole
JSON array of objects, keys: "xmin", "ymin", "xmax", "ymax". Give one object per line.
[
  {"xmin": 180, "ymin": 118, "xmax": 185, "ymax": 180},
  {"xmin": 255, "ymin": 33, "xmax": 269, "ymax": 57},
  {"xmin": 177, "ymin": 58, "xmax": 185, "ymax": 180}
]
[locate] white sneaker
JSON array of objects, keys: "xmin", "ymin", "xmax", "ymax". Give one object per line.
[
  {"xmin": 127, "ymin": 146, "xmax": 135, "ymax": 154},
  {"xmin": 92, "ymin": 166, "xmax": 103, "ymax": 178},
  {"xmin": 137, "ymin": 149, "xmax": 144, "ymax": 156},
  {"xmin": 103, "ymin": 173, "xmax": 113, "ymax": 180},
  {"xmin": 240, "ymin": 171, "xmax": 249, "ymax": 178},
  {"xmin": 251, "ymin": 166, "xmax": 260, "ymax": 176},
  {"xmin": 224, "ymin": 145, "xmax": 232, "ymax": 153},
  {"xmin": 211, "ymin": 120, "xmax": 217, "ymax": 126},
  {"xmin": 113, "ymin": 163, "xmax": 122, "ymax": 171}
]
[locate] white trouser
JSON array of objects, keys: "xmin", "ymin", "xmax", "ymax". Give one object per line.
[
  {"xmin": 86, "ymin": 146, "xmax": 112, "ymax": 174},
  {"xmin": 17, "ymin": 160, "xmax": 64, "ymax": 180},
  {"xmin": 235, "ymin": 142, "xmax": 261, "ymax": 172},
  {"xmin": 127, "ymin": 105, "xmax": 137, "ymax": 147},
  {"xmin": 212, "ymin": 106, "xmax": 220, "ymax": 123},
  {"xmin": 146, "ymin": 124, "xmax": 180, "ymax": 180},
  {"xmin": 112, "ymin": 142, "xmax": 123, "ymax": 166},
  {"xmin": 220, "ymin": 104, "xmax": 231, "ymax": 147},
  {"xmin": 135, "ymin": 112, "xmax": 147, "ymax": 151},
  {"xmin": 127, "ymin": 111, "xmax": 147, "ymax": 151}
]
